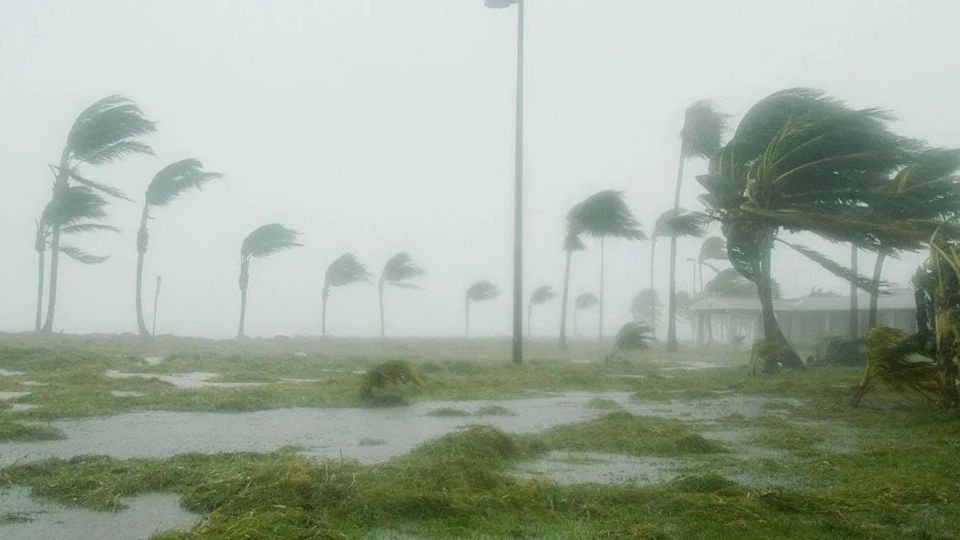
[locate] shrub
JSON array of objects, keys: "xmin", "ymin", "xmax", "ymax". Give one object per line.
[{"xmin": 359, "ymin": 360, "xmax": 422, "ymax": 406}]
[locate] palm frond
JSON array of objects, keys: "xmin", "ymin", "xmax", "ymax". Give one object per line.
[
  {"xmin": 615, "ymin": 322, "xmax": 654, "ymax": 351},
  {"xmin": 698, "ymin": 236, "xmax": 727, "ymax": 262},
  {"xmin": 59, "ymin": 244, "xmax": 109, "ymax": 264},
  {"xmin": 68, "ymin": 170, "xmax": 132, "ymax": 201},
  {"xmin": 61, "ymin": 223, "xmax": 121, "ymax": 235},
  {"xmin": 702, "ymin": 268, "xmax": 780, "ymax": 298},
  {"xmin": 530, "ymin": 285, "xmax": 557, "ymax": 305},
  {"xmin": 631, "ymin": 288, "xmax": 661, "ymax": 322},
  {"xmin": 567, "ymin": 190, "xmax": 645, "ymax": 240},
  {"xmin": 41, "ymin": 186, "xmax": 109, "ymax": 227},
  {"xmin": 382, "ymin": 252, "xmax": 426, "ymax": 285},
  {"xmin": 564, "ymin": 230, "xmax": 586, "ymax": 252},
  {"xmin": 467, "ymin": 280, "xmax": 500, "ymax": 302},
  {"xmin": 241, "ymin": 223, "xmax": 302, "ymax": 259},
  {"xmin": 653, "ymin": 208, "xmax": 709, "ymax": 239},
  {"xmin": 575, "ymin": 292, "xmax": 600, "ymax": 310},
  {"xmin": 325, "ymin": 254, "xmax": 371, "ymax": 288},
  {"xmin": 65, "ymin": 95, "xmax": 156, "ymax": 165},
  {"xmin": 777, "ymin": 239, "xmax": 880, "ymax": 292},
  {"xmin": 681, "ymin": 100, "xmax": 727, "ymax": 159},
  {"xmin": 145, "ymin": 159, "xmax": 222, "ymax": 207}
]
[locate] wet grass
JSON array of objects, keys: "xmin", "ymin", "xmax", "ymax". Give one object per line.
[
  {"xmin": 0, "ymin": 419, "xmax": 63, "ymax": 442},
  {"xmin": 535, "ymin": 412, "xmax": 726, "ymax": 456}
]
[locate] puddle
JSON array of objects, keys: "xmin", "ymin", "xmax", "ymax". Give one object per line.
[
  {"xmin": 104, "ymin": 370, "xmax": 263, "ymax": 389},
  {"xmin": 0, "ymin": 369, "xmax": 24, "ymax": 377},
  {"xmin": 0, "ymin": 486, "xmax": 198, "ymax": 540},
  {"xmin": 142, "ymin": 357, "xmax": 165, "ymax": 366},
  {"xmin": 21, "ymin": 382, "xmax": 47, "ymax": 387},
  {"xmin": 110, "ymin": 391, "xmax": 147, "ymax": 398},
  {"xmin": 0, "ymin": 392, "xmax": 31, "ymax": 401},
  {"xmin": 8, "ymin": 404, "xmax": 40, "ymax": 412},
  {"xmin": 278, "ymin": 378, "xmax": 322, "ymax": 384}
]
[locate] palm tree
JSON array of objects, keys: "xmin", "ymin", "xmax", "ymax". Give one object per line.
[
  {"xmin": 630, "ymin": 288, "xmax": 660, "ymax": 331},
  {"xmin": 135, "ymin": 160, "xmax": 221, "ymax": 336},
  {"xmin": 528, "ymin": 285, "xmax": 557, "ymax": 337},
  {"xmin": 651, "ymin": 208, "xmax": 707, "ymax": 349},
  {"xmin": 237, "ymin": 224, "xmax": 301, "ymax": 338},
  {"xmin": 565, "ymin": 190, "xmax": 644, "ymax": 340},
  {"xmin": 378, "ymin": 252, "xmax": 425, "ymax": 337},
  {"xmin": 322, "ymin": 254, "xmax": 371, "ymax": 337},
  {"xmin": 573, "ymin": 292, "xmax": 599, "ymax": 337},
  {"xmin": 465, "ymin": 280, "xmax": 500, "ymax": 337},
  {"xmin": 558, "ymin": 230, "xmax": 586, "ymax": 350},
  {"xmin": 697, "ymin": 237, "xmax": 727, "ymax": 293},
  {"xmin": 34, "ymin": 186, "xmax": 119, "ymax": 330},
  {"xmin": 866, "ymin": 149, "xmax": 960, "ymax": 328},
  {"xmin": 41, "ymin": 96, "xmax": 156, "ymax": 334},
  {"xmin": 697, "ymin": 88, "xmax": 921, "ymax": 370}
]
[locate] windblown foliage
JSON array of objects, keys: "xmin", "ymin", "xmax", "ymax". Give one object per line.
[
  {"xmin": 653, "ymin": 208, "xmax": 709, "ymax": 239},
  {"xmin": 381, "ymin": 252, "xmax": 425, "ymax": 288},
  {"xmin": 575, "ymin": 293, "xmax": 600, "ymax": 310},
  {"xmin": 615, "ymin": 322, "xmax": 654, "ymax": 351},
  {"xmin": 467, "ymin": 280, "xmax": 501, "ymax": 302},
  {"xmin": 681, "ymin": 100, "xmax": 728, "ymax": 160},
  {"xmin": 567, "ymin": 190, "xmax": 645, "ymax": 240},
  {"xmin": 145, "ymin": 159, "xmax": 222, "ymax": 207},
  {"xmin": 241, "ymin": 224, "xmax": 302, "ymax": 260},
  {"xmin": 530, "ymin": 285, "xmax": 557, "ymax": 306}
]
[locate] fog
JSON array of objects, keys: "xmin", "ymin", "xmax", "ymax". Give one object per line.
[{"xmin": 2, "ymin": 0, "xmax": 958, "ymax": 339}]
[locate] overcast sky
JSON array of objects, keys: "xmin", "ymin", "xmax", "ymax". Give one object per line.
[{"xmin": 2, "ymin": 0, "xmax": 958, "ymax": 339}]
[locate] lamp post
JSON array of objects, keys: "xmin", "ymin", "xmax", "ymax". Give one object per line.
[{"xmin": 485, "ymin": 0, "xmax": 525, "ymax": 365}]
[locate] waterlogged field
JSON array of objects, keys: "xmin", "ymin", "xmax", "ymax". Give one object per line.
[{"xmin": 0, "ymin": 333, "xmax": 958, "ymax": 539}]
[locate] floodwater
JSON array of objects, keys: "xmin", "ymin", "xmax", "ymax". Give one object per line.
[
  {"xmin": 0, "ymin": 486, "xmax": 198, "ymax": 540},
  {"xmin": 0, "ymin": 392, "xmax": 802, "ymax": 467},
  {"xmin": 104, "ymin": 370, "xmax": 265, "ymax": 389}
]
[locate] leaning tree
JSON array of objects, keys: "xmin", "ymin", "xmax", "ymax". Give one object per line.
[
  {"xmin": 697, "ymin": 236, "xmax": 727, "ymax": 294},
  {"xmin": 465, "ymin": 280, "xmax": 500, "ymax": 337},
  {"xmin": 698, "ymin": 88, "xmax": 921, "ymax": 371},
  {"xmin": 378, "ymin": 252, "xmax": 425, "ymax": 337},
  {"xmin": 41, "ymin": 95, "xmax": 156, "ymax": 334},
  {"xmin": 322, "ymin": 254, "xmax": 371, "ymax": 337},
  {"xmin": 237, "ymin": 224, "xmax": 301, "ymax": 338},
  {"xmin": 650, "ymin": 208, "xmax": 708, "ymax": 350},
  {"xmin": 558, "ymin": 230, "xmax": 586, "ymax": 350},
  {"xmin": 135, "ymin": 160, "xmax": 222, "ymax": 336},
  {"xmin": 528, "ymin": 285, "xmax": 557, "ymax": 337}
]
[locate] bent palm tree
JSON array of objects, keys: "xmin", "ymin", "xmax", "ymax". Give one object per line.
[
  {"xmin": 136, "ymin": 159, "xmax": 222, "ymax": 336},
  {"xmin": 378, "ymin": 252, "xmax": 425, "ymax": 337},
  {"xmin": 651, "ymin": 208, "xmax": 707, "ymax": 349},
  {"xmin": 465, "ymin": 280, "xmax": 500, "ymax": 337},
  {"xmin": 34, "ymin": 186, "xmax": 119, "ymax": 330},
  {"xmin": 697, "ymin": 237, "xmax": 727, "ymax": 293},
  {"xmin": 42, "ymin": 95, "xmax": 155, "ymax": 334},
  {"xmin": 322, "ymin": 254, "xmax": 371, "ymax": 337},
  {"xmin": 237, "ymin": 224, "xmax": 301, "ymax": 338},
  {"xmin": 558, "ymin": 230, "xmax": 586, "ymax": 350},
  {"xmin": 631, "ymin": 288, "xmax": 660, "ymax": 331},
  {"xmin": 566, "ymin": 190, "xmax": 645, "ymax": 340},
  {"xmin": 698, "ymin": 88, "xmax": 920, "ymax": 371},
  {"xmin": 528, "ymin": 285, "xmax": 557, "ymax": 337},
  {"xmin": 573, "ymin": 293, "xmax": 600, "ymax": 338}
]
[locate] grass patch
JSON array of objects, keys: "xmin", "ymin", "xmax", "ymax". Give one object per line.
[
  {"xmin": 584, "ymin": 397, "xmax": 623, "ymax": 410},
  {"xmin": 536, "ymin": 412, "xmax": 725, "ymax": 456},
  {"xmin": 0, "ymin": 419, "xmax": 63, "ymax": 442},
  {"xmin": 474, "ymin": 405, "xmax": 516, "ymax": 417},
  {"xmin": 424, "ymin": 407, "xmax": 471, "ymax": 417}
]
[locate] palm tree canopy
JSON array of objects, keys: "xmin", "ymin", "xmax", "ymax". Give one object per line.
[
  {"xmin": 41, "ymin": 185, "xmax": 109, "ymax": 228},
  {"xmin": 615, "ymin": 322, "xmax": 654, "ymax": 351},
  {"xmin": 674, "ymin": 290, "xmax": 694, "ymax": 318},
  {"xmin": 381, "ymin": 252, "xmax": 425, "ymax": 287},
  {"xmin": 564, "ymin": 230, "xmax": 587, "ymax": 252},
  {"xmin": 630, "ymin": 288, "xmax": 660, "ymax": 321},
  {"xmin": 653, "ymin": 208, "xmax": 709, "ymax": 239},
  {"xmin": 702, "ymin": 268, "xmax": 781, "ymax": 298},
  {"xmin": 574, "ymin": 292, "xmax": 600, "ymax": 310},
  {"xmin": 567, "ymin": 190, "xmax": 645, "ymax": 240},
  {"xmin": 145, "ymin": 159, "xmax": 222, "ymax": 208},
  {"xmin": 326, "ymin": 254, "xmax": 371, "ymax": 288},
  {"xmin": 698, "ymin": 236, "xmax": 727, "ymax": 262},
  {"xmin": 241, "ymin": 224, "xmax": 302, "ymax": 260},
  {"xmin": 530, "ymin": 285, "xmax": 557, "ymax": 305},
  {"xmin": 467, "ymin": 280, "xmax": 501, "ymax": 302},
  {"xmin": 681, "ymin": 100, "xmax": 727, "ymax": 159},
  {"xmin": 874, "ymin": 148, "xmax": 960, "ymax": 239},
  {"xmin": 65, "ymin": 95, "xmax": 156, "ymax": 166}
]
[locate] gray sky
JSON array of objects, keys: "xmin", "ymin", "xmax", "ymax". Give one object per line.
[{"xmin": 2, "ymin": 0, "xmax": 959, "ymax": 339}]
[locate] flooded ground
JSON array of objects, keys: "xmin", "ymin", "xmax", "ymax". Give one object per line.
[{"xmin": 0, "ymin": 486, "xmax": 197, "ymax": 540}]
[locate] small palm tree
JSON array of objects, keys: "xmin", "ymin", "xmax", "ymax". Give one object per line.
[
  {"xmin": 558, "ymin": 230, "xmax": 586, "ymax": 350},
  {"xmin": 573, "ymin": 292, "xmax": 600, "ymax": 337},
  {"xmin": 378, "ymin": 252, "xmax": 425, "ymax": 337},
  {"xmin": 528, "ymin": 285, "xmax": 557, "ymax": 337},
  {"xmin": 651, "ymin": 208, "xmax": 707, "ymax": 349},
  {"xmin": 566, "ymin": 190, "xmax": 644, "ymax": 341},
  {"xmin": 697, "ymin": 237, "xmax": 727, "ymax": 293},
  {"xmin": 135, "ymin": 160, "xmax": 222, "ymax": 336},
  {"xmin": 41, "ymin": 95, "xmax": 155, "ymax": 334},
  {"xmin": 465, "ymin": 280, "xmax": 500, "ymax": 337},
  {"xmin": 615, "ymin": 321, "xmax": 655, "ymax": 352},
  {"xmin": 630, "ymin": 288, "xmax": 660, "ymax": 331},
  {"xmin": 34, "ymin": 186, "xmax": 119, "ymax": 330},
  {"xmin": 237, "ymin": 224, "xmax": 301, "ymax": 338},
  {"xmin": 322, "ymin": 254, "xmax": 371, "ymax": 336}
]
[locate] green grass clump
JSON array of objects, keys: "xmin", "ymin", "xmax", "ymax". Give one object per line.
[
  {"xmin": 425, "ymin": 407, "xmax": 471, "ymax": 417},
  {"xmin": 669, "ymin": 473, "xmax": 740, "ymax": 493},
  {"xmin": 584, "ymin": 397, "xmax": 623, "ymax": 410},
  {"xmin": 536, "ymin": 412, "xmax": 724, "ymax": 456},
  {"xmin": 474, "ymin": 405, "xmax": 515, "ymax": 417},
  {"xmin": 0, "ymin": 419, "xmax": 63, "ymax": 442},
  {"xmin": 359, "ymin": 360, "xmax": 422, "ymax": 406}
]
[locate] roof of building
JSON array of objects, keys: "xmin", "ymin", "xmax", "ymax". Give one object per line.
[{"xmin": 689, "ymin": 288, "xmax": 916, "ymax": 313}]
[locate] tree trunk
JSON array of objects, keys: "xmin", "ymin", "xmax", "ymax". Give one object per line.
[
  {"xmin": 237, "ymin": 258, "xmax": 250, "ymax": 338},
  {"xmin": 666, "ymin": 234, "xmax": 679, "ymax": 352},
  {"xmin": 35, "ymin": 247, "xmax": 45, "ymax": 332},
  {"xmin": 598, "ymin": 237, "xmax": 605, "ymax": 340},
  {"xmin": 868, "ymin": 250, "xmax": 886, "ymax": 329},
  {"xmin": 757, "ymin": 241, "xmax": 804, "ymax": 370},
  {"xmin": 322, "ymin": 284, "xmax": 330, "ymax": 337},
  {"xmin": 152, "ymin": 276, "xmax": 161, "ymax": 336},
  {"xmin": 558, "ymin": 249, "xmax": 572, "ymax": 350},
  {"xmin": 649, "ymin": 240, "xmax": 657, "ymax": 333},
  {"xmin": 135, "ymin": 207, "xmax": 150, "ymax": 336},
  {"xmin": 510, "ymin": 0, "xmax": 525, "ymax": 365},
  {"xmin": 933, "ymin": 282, "xmax": 959, "ymax": 408},
  {"xmin": 41, "ymin": 162, "xmax": 69, "ymax": 336},
  {"xmin": 378, "ymin": 279, "xmax": 385, "ymax": 338},
  {"xmin": 848, "ymin": 244, "xmax": 859, "ymax": 339}
]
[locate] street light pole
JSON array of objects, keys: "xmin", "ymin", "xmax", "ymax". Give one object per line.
[{"xmin": 486, "ymin": 0, "xmax": 525, "ymax": 365}]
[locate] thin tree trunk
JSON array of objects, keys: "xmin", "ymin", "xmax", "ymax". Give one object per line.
[
  {"xmin": 135, "ymin": 206, "xmax": 150, "ymax": 336},
  {"xmin": 152, "ymin": 276, "xmax": 161, "ymax": 336},
  {"xmin": 510, "ymin": 0, "xmax": 525, "ymax": 365},
  {"xmin": 649, "ymin": 240, "xmax": 657, "ymax": 333},
  {"xmin": 598, "ymin": 238, "xmax": 605, "ymax": 340},
  {"xmin": 849, "ymin": 244, "xmax": 859, "ymax": 339},
  {"xmin": 35, "ymin": 247, "xmax": 45, "ymax": 331},
  {"xmin": 868, "ymin": 250, "xmax": 886, "ymax": 329},
  {"xmin": 378, "ymin": 279, "xmax": 385, "ymax": 338},
  {"xmin": 42, "ymin": 226, "xmax": 61, "ymax": 335},
  {"xmin": 757, "ymin": 241, "xmax": 804, "ymax": 370},
  {"xmin": 666, "ymin": 233, "xmax": 679, "ymax": 352},
  {"xmin": 237, "ymin": 259, "xmax": 249, "ymax": 338},
  {"xmin": 558, "ymin": 249, "xmax": 572, "ymax": 350},
  {"xmin": 322, "ymin": 284, "xmax": 330, "ymax": 337}
]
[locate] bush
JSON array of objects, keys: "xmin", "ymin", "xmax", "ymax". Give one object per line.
[
  {"xmin": 359, "ymin": 360, "xmax": 422, "ymax": 406},
  {"xmin": 812, "ymin": 336, "xmax": 865, "ymax": 366}
]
